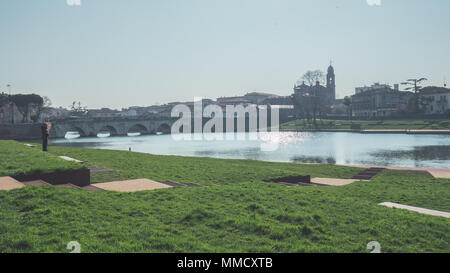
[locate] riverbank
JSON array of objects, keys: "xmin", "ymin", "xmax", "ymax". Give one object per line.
[
  {"xmin": 0, "ymin": 140, "xmax": 85, "ymax": 177},
  {"xmin": 280, "ymin": 119, "xmax": 450, "ymax": 132},
  {"xmin": 0, "ymin": 143, "xmax": 448, "ymax": 252},
  {"xmin": 279, "ymin": 128, "xmax": 450, "ymax": 134}
]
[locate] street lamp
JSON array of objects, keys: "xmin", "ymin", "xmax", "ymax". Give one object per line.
[{"xmin": 6, "ymin": 84, "xmax": 11, "ymax": 96}]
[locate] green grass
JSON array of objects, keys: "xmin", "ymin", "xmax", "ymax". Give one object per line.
[
  {"xmin": 0, "ymin": 144, "xmax": 449, "ymax": 253},
  {"xmin": 280, "ymin": 119, "xmax": 450, "ymax": 131},
  {"xmin": 48, "ymin": 146, "xmax": 362, "ymax": 185},
  {"xmin": 0, "ymin": 141, "xmax": 85, "ymax": 177}
]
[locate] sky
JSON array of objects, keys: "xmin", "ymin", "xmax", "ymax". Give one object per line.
[{"xmin": 0, "ymin": 0, "xmax": 449, "ymax": 109}]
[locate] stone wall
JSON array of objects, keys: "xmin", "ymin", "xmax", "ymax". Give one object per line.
[{"xmin": 0, "ymin": 123, "xmax": 43, "ymax": 140}]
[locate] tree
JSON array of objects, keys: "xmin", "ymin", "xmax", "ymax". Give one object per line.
[
  {"xmin": 401, "ymin": 78, "xmax": 427, "ymax": 113},
  {"xmin": 37, "ymin": 96, "xmax": 53, "ymax": 122},
  {"xmin": 43, "ymin": 96, "xmax": 52, "ymax": 108},
  {"xmin": 9, "ymin": 94, "xmax": 44, "ymax": 123},
  {"xmin": 70, "ymin": 101, "xmax": 87, "ymax": 116},
  {"xmin": 301, "ymin": 70, "xmax": 325, "ymax": 86},
  {"xmin": 343, "ymin": 96, "xmax": 352, "ymax": 123}
]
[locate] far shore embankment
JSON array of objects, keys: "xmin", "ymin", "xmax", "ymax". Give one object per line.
[{"xmin": 279, "ymin": 129, "xmax": 450, "ymax": 135}]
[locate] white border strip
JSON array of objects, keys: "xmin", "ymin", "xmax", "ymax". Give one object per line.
[{"xmin": 379, "ymin": 202, "xmax": 450, "ymax": 218}]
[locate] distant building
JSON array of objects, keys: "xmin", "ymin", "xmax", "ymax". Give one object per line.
[
  {"xmin": 355, "ymin": 83, "xmax": 392, "ymax": 94},
  {"xmin": 86, "ymin": 108, "xmax": 119, "ymax": 118},
  {"xmin": 118, "ymin": 108, "xmax": 138, "ymax": 117},
  {"xmin": 351, "ymin": 84, "xmax": 413, "ymax": 118},
  {"xmin": 217, "ymin": 92, "xmax": 281, "ymax": 106},
  {"xmin": 260, "ymin": 95, "xmax": 294, "ymax": 105},
  {"xmin": 40, "ymin": 107, "xmax": 71, "ymax": 121},
  {"xmin": 420, "ymin": 86, "xmax": 450, "ymax": 115},
  {"xmin": 217, "ymin": 96, "xmax": 251, "ymax": 106},
  {"xmin": 242, "ymin": 92, "xmax": 281, "ymax": 104},
  {"xmin": 293, "ymin": 64, "xmax": 336, "ymax": 117}
]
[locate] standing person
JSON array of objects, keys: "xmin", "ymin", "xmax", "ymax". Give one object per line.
[{"xmin": 41, "ymin": 123, "xmax": 49, "ymax": 152}]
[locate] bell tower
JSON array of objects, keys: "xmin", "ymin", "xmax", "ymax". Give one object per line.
[{"xmin": 326, "ymin": 62, "xmax": 336, "ymax": 103}]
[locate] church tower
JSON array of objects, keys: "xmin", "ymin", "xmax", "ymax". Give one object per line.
[{"xmin": 326, "ymin": 64, "xmax": 336, "ymax": 103}]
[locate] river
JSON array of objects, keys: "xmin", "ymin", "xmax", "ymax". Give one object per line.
[{"xmin": 51, "ymin": 132, "xmax": 450, "ymax": 169}]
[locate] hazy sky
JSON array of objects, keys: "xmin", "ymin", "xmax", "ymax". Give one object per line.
[{"xmin": 1, "ymin": 0, "xmax": 449, "ymax": 109}]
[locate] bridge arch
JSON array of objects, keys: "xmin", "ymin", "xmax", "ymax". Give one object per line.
[
  {"xmin": 128, "ymin": 124, "xmax": 149, "ymax": 135},
  {"xmin": 157, "ymin": 123, "xmax": 171, "ymax": 134},
  {"xmin": 65, "ymin": 127, "xmax": 87, "ymax": 138},
  {"xmin": 98, "ymin": 125, "xmax": 118, "ymax": 137}
]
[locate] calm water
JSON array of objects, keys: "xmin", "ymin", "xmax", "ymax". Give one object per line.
[{"xmin": 52, "ymin": 132, "xmax": 450, "ymax": 169}]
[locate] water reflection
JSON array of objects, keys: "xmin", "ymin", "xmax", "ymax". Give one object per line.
[
  {"xmin": 291, "ymin": 156, "xmax": 336, "ymax": 164},
  {"xmin": 371, "ymin": 146, "xmax": 450, "ymax": 161},
  {"xmin": 65, "ymin": 131, "xmax": 81, "ymax": 139},
  {"xmin": 52, "ymin": 132, "xmax": 450, "ymax": 169}
]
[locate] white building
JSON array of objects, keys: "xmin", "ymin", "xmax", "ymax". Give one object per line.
[
  {"xmin": 420, "ymin": 87, "xmax": 450, "ymax": 115},
  {"xmin": 355, "ymin": 83, "xmax": 394, "ymax": 94}
]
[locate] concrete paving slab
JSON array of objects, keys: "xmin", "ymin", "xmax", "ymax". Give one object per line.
[
  {"xmin": 82, "ymin": 185, "xmax": 104, "ymax": 191},
  {"xmin": 311, "ymin": 177, "xmax": 360, "ymax": 186},
  {"xmin": 0, "ymin": 176, "xmax": 25, "ymax": 191},
  {"xmin": 427, "ymin": 169, "xmax": 450, "ymax": 179},
  {"xmin": 22, "ymin": 180, "xmax": 51, "ymax": 186},
  {"xmin": 379, "ymin": 202, "xmax": 450, "ymax": 219},
  {"xmin": 94, "ymin": 179, "xmax": 172, "ymax": 192},
  {"xmin": 59, "ymin": 156, "xmax": 84, "ymax": 164}
]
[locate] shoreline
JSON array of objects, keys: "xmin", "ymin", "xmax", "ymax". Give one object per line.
[
  {"xmin": 279, "ymin": 129, "xmax": 450, "ymax": 135},
  {"xmin": 45, "ymin": 128, "xmax": 450, "ymax": 140}
]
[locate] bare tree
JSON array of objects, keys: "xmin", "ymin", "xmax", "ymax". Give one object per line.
[
  {"xmin": 301, "ymin": 70, "xmax": 325, "ymax": 86},
  {"xmin": 70, "ymin": 101, "xmax": 87, "ymax": 116}
]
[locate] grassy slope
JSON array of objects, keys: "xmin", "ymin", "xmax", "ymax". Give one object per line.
[
  {"xmin": 0, "ymin": 141, "xmax": 84, "ymax": 177},
  {"xmin": 0, "ymin": 145, "xmax": 449, "ymax": 253},
  {"xmin": 49, "ymin": 146, "xmax": 362, "ymax": 185},
  {"xmin": 280, "ymin": 119, "xmax": 450, "ymax": 130}
]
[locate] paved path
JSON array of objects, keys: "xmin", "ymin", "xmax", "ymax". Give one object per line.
[
  {"xmin": 379, "ymin": 202, "xmax": 450, "ymax": 219},
  {"xmin": 94, "ymin": 179, "xmax": 172, "ymax": 192},
  {"xmin": 0, "ymin": 177, "xmax": 25, "ymax": 191},
  {"xmin": 311, "ymin": 177, "xmax": 360, "ymax": 186},
  {"xmin": 338, "ymin": 164, "xmax": 450, "ymax": 179}
]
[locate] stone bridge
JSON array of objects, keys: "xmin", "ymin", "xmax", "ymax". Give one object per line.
[{"xmin": 49, "ymin": 116, "xmax": 175, "ymax": 138}]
